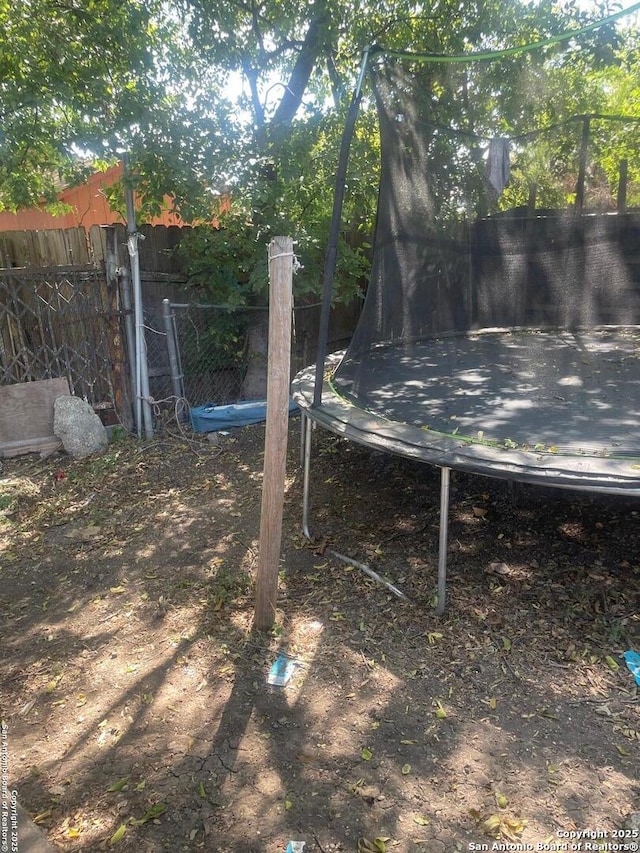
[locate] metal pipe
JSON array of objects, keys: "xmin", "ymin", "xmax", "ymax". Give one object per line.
[
  {"xmin": 162, "ymin": 298, "xmax": 184, "ymax": 400},
  {"xmin": 325, "ymin": 548, "xmax": 410, "ymax": 601},
  {"xmin": 435, "ymin": 466, "xmax": 451, "ymax": 615},
  {"xmin": 132, "ymin": 264, "xmax": 142, "ymax": 437},
  {"xmin": 299, "ymin": 409, "xmax": 307, "ymax": 468},
  {"xmin": 301, "ymin": 414, "xmax": 313, "ymax": 539},
  {"xmin": 123, "ymin": 155, "xmax": 154, "ymax": 439},
  {"xmin": 313, "ymin": 46, "xmax": 371, "ymax": 408},
  {"xmin": 117, "ymin": 258, "xmax": 137, "ymax": 432}
]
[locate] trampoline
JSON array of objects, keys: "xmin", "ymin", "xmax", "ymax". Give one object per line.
[{"xmin": 292, "ymin": 45, "xmax": 640, "ymax": 612}]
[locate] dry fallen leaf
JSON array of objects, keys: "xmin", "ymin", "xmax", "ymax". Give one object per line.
[
  {"xmin": 19, "ymin": 699, "xmax": 36, "ymax": 717},
  {"xmin": 108, "ymin": 823, "xmax": 127, "ymax": 845},
  {"xmin": 496, "ymin": 792, "xmax": 509, "ymax": 809},
  {"xmin": 483, "ymin": 814, "xmax": 501, "ymax": 835},
  {"xmin": 486, "ymin": 562, "xmax": 510, "ymax": 575},
  {"xmin": 32, "ymin": 808, "xmax": 52, "ymax": 824}
]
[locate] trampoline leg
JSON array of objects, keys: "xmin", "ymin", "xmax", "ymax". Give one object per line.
[
  {"xmin": 300, "ymin": 417, "xmax": 409, "ymax": 602},
  {"xmin": 435, "ymin": 466, "xmax": 451, "ymax": 616},
  {"xmin": 301, "ymin": 414, "xmax": 313, "ymax": 540},
  {"xmin": 300, "ymin": 410, "xmax": 307, "ymax": 468}
]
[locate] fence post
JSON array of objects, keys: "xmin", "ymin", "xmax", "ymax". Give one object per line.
[
  {"xmin": 161, "ymin": 299, "xmax": 185, "ymax": 401},
  {"xmin": 254, "ymin": 237, "xmax": 294, "ymax": 632},
  {"xmin": 104, "ymin": 226, "xmax": 134, "ymax": 430},
  {"xmin": 124, "ymin": 155, "xmax": 154, "ymax": 439}
]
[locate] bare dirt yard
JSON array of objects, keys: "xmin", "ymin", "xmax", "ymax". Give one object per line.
[{"xmin": 1, "ymin": 418, "xmax": 639, "ymax": 853}]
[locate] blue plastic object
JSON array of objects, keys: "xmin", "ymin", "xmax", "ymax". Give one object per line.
[
  {"xmin": 190, "ymin": 399, "xmax": 298, "ymax": 433},
  {"xmin": 623, "ymin": 650, "xmax": 640, "ymax": 686},
  {"xmin": 267, "ymin": 654, "xmax": 301, "ymax": 687}
]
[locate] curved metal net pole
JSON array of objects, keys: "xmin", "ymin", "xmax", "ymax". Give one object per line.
[{"xmin": 313, "ymin": 47, "xmax": 370, "ymax": 407}]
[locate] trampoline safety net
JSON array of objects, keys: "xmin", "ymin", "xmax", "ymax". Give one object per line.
[
  {"xmin": 330, "ymin": 56, "xmax": 640, "ymax": 461},
  {"xmin": 339, "ymin": 57, "xmax": 640, "ymax": 357}
]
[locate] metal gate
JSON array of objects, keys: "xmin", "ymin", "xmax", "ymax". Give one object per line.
[{"xmin": 0, "ymin": 264, "xmax": 129, "ymax": 419}]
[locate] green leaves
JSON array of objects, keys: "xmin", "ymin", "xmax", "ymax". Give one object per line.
[
  {"xmin": 2, "ymin": 0, "xmax": 638, "ymax": 240},
  {"xmin": 0, "ymin": 0, "xmax": 172, "ymax": 211},
  {"xmin": 109, "ymin": 823, "xmax": 127, "ymax": 845},
  {"xmin": 129, "ymin": 803, "xmax": 167, "ymax": 826},
  {"xmin": 106, "ymin": 777, "xmax": 129, "ymax": 793},
  {"xmin": 358, "ymin": 837, "xmax": 390, "ymax": 853}
]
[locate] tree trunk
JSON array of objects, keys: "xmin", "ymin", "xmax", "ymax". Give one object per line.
[
  {"xmin": 270, "ymin": 0, "xmax": 329, "ymax": 130},
  {"xmin": 241, "ymin": 314, "xmax": 269, "ymax": 399}
]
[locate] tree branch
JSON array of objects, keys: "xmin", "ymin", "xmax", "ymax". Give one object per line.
[
  {"xmin": 326, "ymin": 51, "xmax": 345, "ymax": 108},
  {"xmin": 270, "ymin": 0, "xmax": 330, "ymax": 128},
  {"xmin": 243, "ymin": 61, "xmax": 265, "ymax": 130}
]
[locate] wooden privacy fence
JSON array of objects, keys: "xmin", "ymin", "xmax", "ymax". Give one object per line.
[{"xmin": 0, "ymin": 224, "xmax": 189, "ymax": 269}]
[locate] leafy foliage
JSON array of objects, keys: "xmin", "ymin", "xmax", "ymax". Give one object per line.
[
  {"xmin": 1, "ymin": 0, "xmax": 639, "ymax": 301},
  {"xmin": 177, "ymin": 105, "xmax": 376, "ymax": 304},
  {"xmin": 0, "ymin": 0, "xmax": 166, "ymax": 209}
]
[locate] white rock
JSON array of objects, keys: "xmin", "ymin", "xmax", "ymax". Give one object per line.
[{"xmin": 53, "ymin": 396, "xmax": 108, "ymax": 459}]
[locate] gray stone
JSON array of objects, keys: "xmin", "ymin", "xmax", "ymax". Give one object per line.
[
  {"xmin": 17, "ymin": 802, "xmax": 59, "ymax": 853},
  {"xmin": 53, "ymin": 395, "xmax": 108, "ymax": 459},
  {"xmin": 623, "ymin": 812, "xmax": 640, "ymax": 831}
]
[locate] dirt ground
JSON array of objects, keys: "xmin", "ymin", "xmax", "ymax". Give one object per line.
[{"xmin": 0, "ymin": 418, "xmax": 639, "ymax": 853}]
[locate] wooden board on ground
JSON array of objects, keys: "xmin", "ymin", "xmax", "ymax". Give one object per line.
[{"xmin": 0, "ymin": 378, "xmax": 70, "ymax": 457}]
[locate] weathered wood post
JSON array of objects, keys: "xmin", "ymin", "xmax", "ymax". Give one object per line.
[
  {"xmin": 575, "ymin": 115, "xmax": 591, "ymax": 215},
  {"xmin": 254, "ymin": 237, "xmax": 294, "ymax": 632},
  {"xmin": 617, "ymin": 159, "xmax": 628, "ymax": 213}
]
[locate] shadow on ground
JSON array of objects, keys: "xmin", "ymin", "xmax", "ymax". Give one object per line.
[{"xmin": 0, "ymin": 421, "xmax": 638, "ymax": 852}]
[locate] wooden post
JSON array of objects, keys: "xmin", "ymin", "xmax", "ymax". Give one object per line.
[
  {"xmin": 104, "ymin": 226, "xmax": 134, "ymax": 431},
  {"xmin": 617, "ymin": 159, "xmax": 628, "ymax": 213},
  {"xmin": 575, "ymin": 115, "xmax": 590, "ymax": 215},
  {"xmin": 254, "ymin": 237, "xmax": 294, "ymax": 632}
]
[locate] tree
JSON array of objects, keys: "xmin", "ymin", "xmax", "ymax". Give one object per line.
[
  {"xmin": 0, "ymin": 0, "xmax": 164, "ymax": 209},
  {"xmin": 1, "ymin": 0, "xmax": 638, "ymax": 280},
  {"xmin": 172, "ymin": 1, "xmax": 559, "ymax": 295}
]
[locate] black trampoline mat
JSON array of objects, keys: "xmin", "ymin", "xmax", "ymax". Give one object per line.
[{"xmin": 332, "ymin": 327, "xmax": 640, "ymax": 456}]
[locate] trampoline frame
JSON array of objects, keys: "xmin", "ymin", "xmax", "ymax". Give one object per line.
[
  {"xmin": 293, "ymin": 348, "xmax": 640, "ymax": 613},
  {"xmin": 296, "ymin": 45, "xmax": 640, "ymax": 614}
]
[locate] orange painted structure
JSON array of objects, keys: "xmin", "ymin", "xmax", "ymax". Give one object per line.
[{"xmin": 0, "ymin": 162, "xmax": 188, "ymax": 231}]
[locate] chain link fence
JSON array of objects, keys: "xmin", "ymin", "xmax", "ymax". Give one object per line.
[
  {"xmin": 145, "ymin": 302, "xmax": 265, "ymax": 409},
  {"xmin": 144, "ymin": 298, "xmax": 360, "ymax": 415},
  {"xmin": 0, "ymin": 264, "xmax": 129, "ymax": 416}
]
